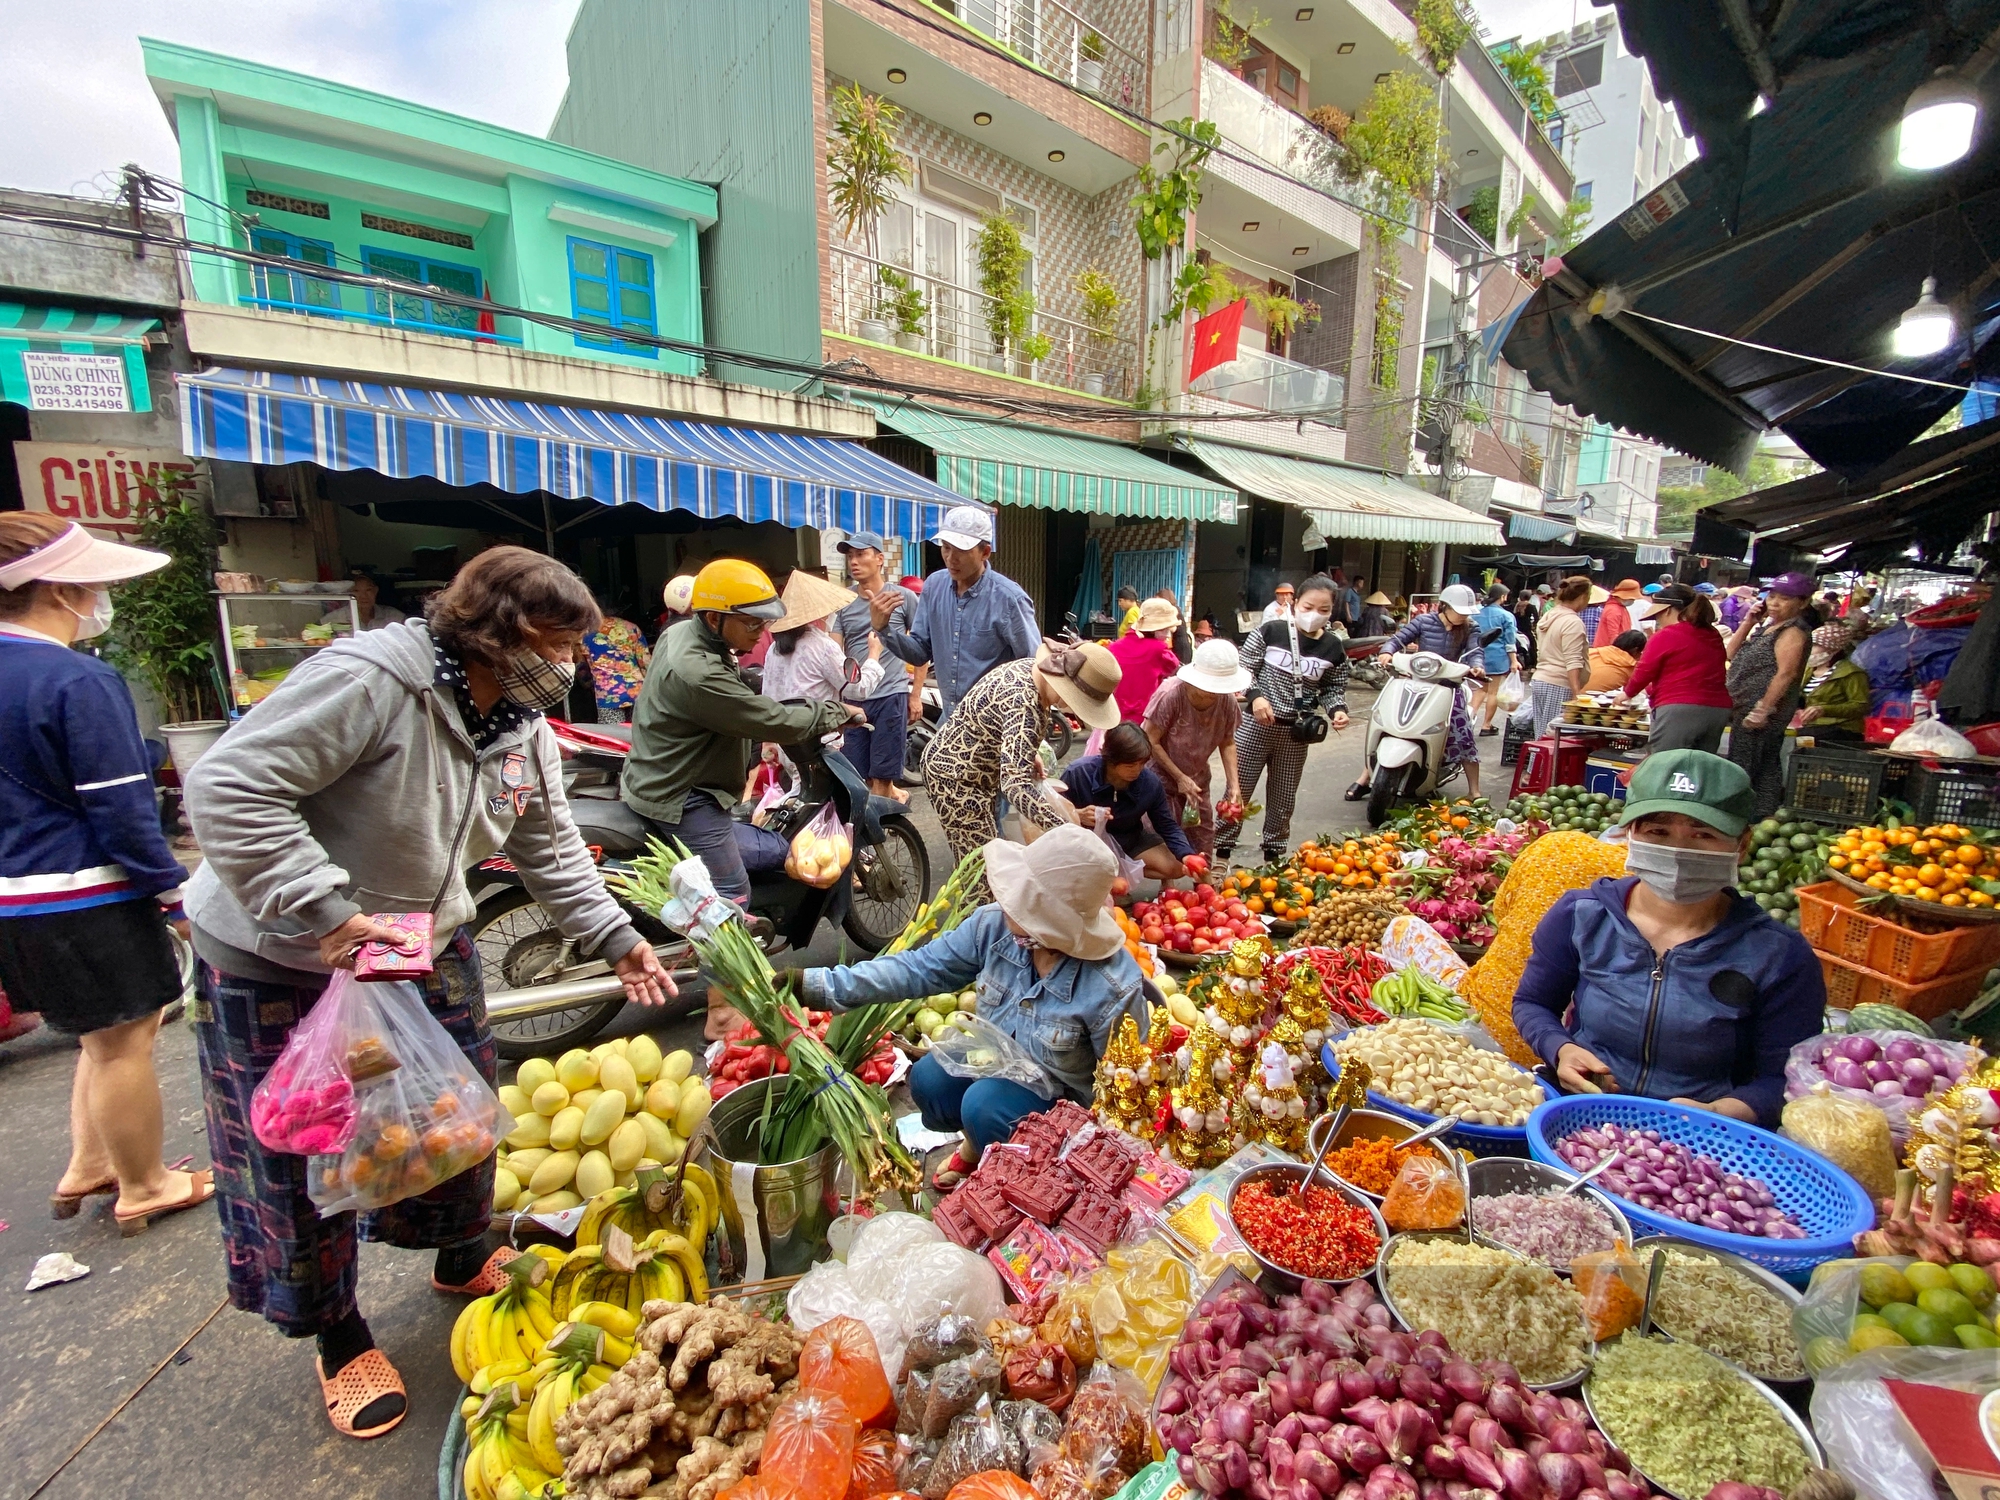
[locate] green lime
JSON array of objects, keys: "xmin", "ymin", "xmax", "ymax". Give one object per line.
[
  {"xmin": 1918, "ymin": 1288, "xmax": 1979, "ymax": 1327},
  {"xmin": 1956, "ymin": 1324, "xmax": 2000, "ymax": 1349},
  {"xmin": 1949, "ymin": 1263, "xmax": 1995, "ymax": 1307},
  {"xmin": 1902, "ymin": 1308, "xmax": 1959, "ymax": 1346},
  {"xmin": 1905, "ymin": 1263, "xmax": 1955, "ymax": 1294},
  {"xmin": 1878, "ymin": 1301, "xmax": 1922, "ymax": 1332},
  {"xmin": 1850, "ymin": 1312, "xmax": 1894, "ymax": 1334},
  {"xmin": 1805, "ymin": 1335, "xmax": 1853, "ymax": 1373},
  {"xmin": 1791, "ymin": 833, "xmax": 1817, "ymax": 850}
]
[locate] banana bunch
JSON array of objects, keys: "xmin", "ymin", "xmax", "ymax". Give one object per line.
[
  {"xmin": 450, "ymin": 1255, "xmax": 562, "ymax": 1385},
  {"xmin": 575, "ymin": 1160, "xmax": 717, "ymax": 1253},
  {"xmin": 459, "ymin": 1349, "xmax": 613, "ymax": 1500},
  {"xmin": 549, "ymin": 1220, "xmax": 706, "ymax": 1317}
]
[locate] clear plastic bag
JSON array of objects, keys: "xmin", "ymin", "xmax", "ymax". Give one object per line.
[
  {"xmin": 1377, "ymin": 915, "xmax": 1470, "ymax": 990},
  {"xmin": 762, "ymin": 1388, "xmax": 861, "ymax": 1500},
  {"xmin": 1001, "ymin": 1340, "xmax": 1076, "ymax": 1413},
  {"xmin": 1783, "ymin": 1030, "xmax": 1980, "ymax": 1142},
  {"xmin": 1887, "ymin": 716, "xmax": 1978, "ymax": 758},
  {"xmin": 251, "ymin": 969, "xmax": 376, "ymax": 1154},
  {"xmin": 1781, "ymin": 1082, "xmax": 1898, "ymax": 1200},
  {"xmin": 851, "ymin": 1428, "xmax": 905, "ymax": 1500},
  {"xmin": 1059, "ymin": 1366, "xmax": 1149, "ymax": 1476},
  {"xmin": 1380, "ymin": 1152, "xmax": 1466, "ymax": 1232},
  {"xmin": 1496, "ymin": 670, "xmax": 1525, "ymax": 711},
  {"xmin": 1790, "ymin": 1255, "xmax": 1919, "ymax": 1375},
  {"xmin": 920, "ymin": 1351, "xmax": 1003, "ymax": 1440},
  {"xmin": 928, "ymin": 1013, "xmax": 1058, "ymax": 1098},
  {"xmin": 929, "ymin": 1397, "xmax": 1016, "ymax": 1500},
  {"xmin": 788, "ymin": 800, "xmax": 854, "ymax": 889},
  {"xmin": 1808, "ymin": 1347, "xmax": 2000, "ymax": 1500},
  {"xmin": 800, "ymin": 1314, "xmax": 895, "ymax": 1428},
  {"xmin": 1572, "ymin": 1243, "xmax": 1648, "ymax": 1342},
  {"xmin": 299, "ymin": 975, "xmax": 503, "ymax": 1215}
]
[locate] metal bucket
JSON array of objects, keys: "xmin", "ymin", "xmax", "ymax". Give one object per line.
[{"xmin": 694, "ymin": 1076, "xmax": 843, "ymax": 1284}]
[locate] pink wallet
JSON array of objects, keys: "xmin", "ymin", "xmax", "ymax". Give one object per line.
[{"xmin": 353, "ymin": 912, "xmax": 434, "ymax": 981}]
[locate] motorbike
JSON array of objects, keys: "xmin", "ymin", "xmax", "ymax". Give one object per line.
[
  {"xmin": 473, "ymin": 718, "xmax": 933, "ymax": 1058},
  {"xmin": 1361, "ymin": 649, "xmax": 1482, "ymax": 827},
  {"xmin": 1344, "ymin": 633, "xmax": 1393, "ymax": 691}
]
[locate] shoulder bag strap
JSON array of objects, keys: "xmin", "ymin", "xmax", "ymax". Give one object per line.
[{"xmin": 1287, "ymin": 619, "xmax": 1311, "ymax": 714}]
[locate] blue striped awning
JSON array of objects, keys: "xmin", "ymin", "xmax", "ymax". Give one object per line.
[{"xmin": 176, "ymin": 367, "xmax": 965, "ymax": 546}]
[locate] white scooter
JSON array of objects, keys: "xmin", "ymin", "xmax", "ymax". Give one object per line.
[{"xmin": 1362, "ymin": 649, "xmax": 1481, "ymax": 827}]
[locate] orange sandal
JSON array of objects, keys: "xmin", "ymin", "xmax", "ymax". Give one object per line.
[
  {"xmin": 113, "ymin": 1168, "xmax": 215, "ymax": 1237},
  {"xmin": 316, "ymin": 1349, "xmax": 407, "ymax": 1439},
  {"xmin": 432, "ymin": 1245, "xmax": 520, "ymax": 1295}
]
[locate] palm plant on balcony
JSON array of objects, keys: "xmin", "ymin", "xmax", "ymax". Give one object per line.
[
  {"xmin": 877, "ymin": 266, "xmax": 928, "ymax": 350},
  {"xmin": 975, "ymin": 213, "xmax": 1033, "ymax": 369},
  {"xmin": 828, "ymin": 82, "xmax": 911, "ymax": 340},
  {"xmin": 1072, "ymin": 267, "xmax": 1122, "ymax": 393}
]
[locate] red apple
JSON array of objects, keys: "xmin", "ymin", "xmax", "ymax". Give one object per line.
[
  {"xmin": 1195, "ymin": 883, "xmax": 1217, "ymax": 903},
  {"xmin": 1110, "ymin": 877, "xmax": 1129, "ymax": 898},
  {"xmin": 1191, "ymin": 937, "xmax": 1212, "ymax": 953}
]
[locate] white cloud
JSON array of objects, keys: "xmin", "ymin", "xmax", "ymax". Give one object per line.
[{"xmin": 0, "ymin": 0, "xmax": 579, "ymax": 200}]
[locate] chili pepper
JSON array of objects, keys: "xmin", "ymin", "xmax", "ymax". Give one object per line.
[{"xmin": 1230, "ymin": 1178, "xmax": 1380, "ymax": 1278}]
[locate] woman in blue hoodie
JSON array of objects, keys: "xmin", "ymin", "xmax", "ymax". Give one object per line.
[{"xmin": 1511, "ymin": 749, "xmax": 1823, "ymax": 1127}]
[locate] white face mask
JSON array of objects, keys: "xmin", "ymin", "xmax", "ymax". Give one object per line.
[
  {"xmin": 66, "ymin": 587, "xmax": 114, "ymax": 641},
  {"xmin": 1624, "ymin": 837, "xmax": 1739, "ymax": 904},
  {"xmin": 1294, "ymin": 608, "xmax": 1330, "ymax": 633}
]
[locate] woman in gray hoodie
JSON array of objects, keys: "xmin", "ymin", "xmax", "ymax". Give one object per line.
[{"xmin": 183, "ymin": 547, "xmax": 673, "ymax": 1439}]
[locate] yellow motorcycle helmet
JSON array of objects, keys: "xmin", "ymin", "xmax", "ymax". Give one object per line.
[{"xmin": 689, "ymin": 557, "xmax": 786, "ymax": 621}]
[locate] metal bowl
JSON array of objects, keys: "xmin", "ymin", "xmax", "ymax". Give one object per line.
[
  {"xmin": 1582, "ymin": 1335, "xmax": 1826, "ymax": 1500},
  {"xmin": 1376, "ymin": 1230, "xmax": 1593, "ymax": 1390},
  {"xmin": 1627, "ymin": 1235, "xmax": 1809, "ymax": 1390},
  {"xmin": 1464, "ymin": 1157, "xmax": 1633, "ymax": 1272},
  {"xmin": 1305, "ymin": 1108, "xmax": 1443, "ymax": 1203},
  {"xmin": 1223, "ymin": 1162, "xmax": 1388, "ymax": 1288}
]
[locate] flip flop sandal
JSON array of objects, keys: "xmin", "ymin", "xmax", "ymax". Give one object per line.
[
  {"xmin": 432, "ymin": 1245, "xmax": 520, "ymax": 1295},
  {"xmin": 930, "ymin": 1149, "xmax": 977, "ymax": 1191},
  {"xmin": 50, "ymin": 1177, "xmax": 117, "ymax": 1220},
  {"xmin": 316, "ymin": 1349, "xmax": 407, "ymax": 1439},
  {"xmin": 113, "ymin": 1168, "xmax": 215, "ymax": 1237}
]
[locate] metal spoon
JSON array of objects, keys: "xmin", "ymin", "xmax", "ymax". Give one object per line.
[
  {"xmin": 1300, "ymin": 1101, "xmax": 1352, "ymax": 1197},
  {"xmin": 1638, "ymin": 1246, "xmax": 1667, "ymax": 1337},
  {"xmin": 1562, "ymin": 1153, "xmax": 1618, "ymax": 1194}
]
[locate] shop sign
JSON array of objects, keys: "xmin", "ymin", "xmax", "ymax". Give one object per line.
[
  {"xmin": 20, "ymin": 351, "xmax": 131, "ymax": 411},
  {"xmin": 13, "ymin": 443, "xmax": 203, "ymax": 540}
]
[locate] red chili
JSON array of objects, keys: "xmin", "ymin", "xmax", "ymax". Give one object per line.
[{"xmin": 1231, "ymin": 1179, "xmax": 1381, "ymax": 1279}]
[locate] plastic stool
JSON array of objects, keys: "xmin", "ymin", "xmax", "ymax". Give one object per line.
[{"xmin": 1512, "ymin": 738, "xmax": 1556, "ymax": 796}]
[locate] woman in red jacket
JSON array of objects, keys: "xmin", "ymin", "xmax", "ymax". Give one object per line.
[{"xmin": 1617, "ymin": 584, "xmax": 1733, "ymax": 753}]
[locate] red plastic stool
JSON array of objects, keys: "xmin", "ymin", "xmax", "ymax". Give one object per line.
[
  {"xmin": 1512, "ymin": 738, "xmax": 1556, "ymax": 796},
  {"xmin": 1555, "ymin": 738, "xmax": 1589, "ymax": 786}
]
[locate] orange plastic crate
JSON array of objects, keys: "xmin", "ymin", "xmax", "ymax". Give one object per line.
[
  {"xmin": 1814, "ymin": 950, "xmax": 1988, "ymax": 1021},
  {"xmin": 1796, "ymin": 881, "xmax": 2000, "ymax": 983}
]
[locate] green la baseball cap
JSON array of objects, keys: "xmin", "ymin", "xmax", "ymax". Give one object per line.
[{"xmin": 1617, "ymin": 749, "xmax": 1756, "ymax": 837}]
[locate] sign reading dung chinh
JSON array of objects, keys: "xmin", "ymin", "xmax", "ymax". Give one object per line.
[{"xmin": 20, "ymin": 351, "xmax": 132, "ymax": 411}]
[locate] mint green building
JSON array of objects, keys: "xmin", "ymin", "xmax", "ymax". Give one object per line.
[{"xmin": 145, "ymin": 39, "xmax": 716, "ymax": 377}]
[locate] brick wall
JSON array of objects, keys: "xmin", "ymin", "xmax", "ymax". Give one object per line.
[{"xmin": 822, "ymin": 334, "xmax": 1142, "ymax": 437}]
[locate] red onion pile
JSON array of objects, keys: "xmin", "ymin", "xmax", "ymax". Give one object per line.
[
  {"xmin": 1552, "ymin": 1125, "xmax": 1805, "ymax": 1240},
  {"xmin": 1156, "ymin": 1278, "xmax": 1652, "ymax": 1500},
  {"xmin": 1808, "ymin": 1032, "xmax": 1959, "ymax": 1100}
]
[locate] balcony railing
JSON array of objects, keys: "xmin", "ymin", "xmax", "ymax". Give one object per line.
[
  {"xmin": 1432, "ymin": 204, "xmax": 1494, "ymax": 268},
  {"xmin": 830, "ymin": 246, "xmax": 1136, "ymax": 398},
  {"xmin": 1187, "ymin": 345, "xmax": 1344, "ymax": 417},
  {"xmin": 240, "ymin": 271, "xmax": 525, "ymax": 345},
  {"xmin": 950, "ymin": 0, "xmax": 1146, "ymax": 109}
]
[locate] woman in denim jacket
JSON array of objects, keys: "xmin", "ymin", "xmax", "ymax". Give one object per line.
[{"xmin": 800, "ymin": 824, "xmax": 1146, "ymax": 1184}]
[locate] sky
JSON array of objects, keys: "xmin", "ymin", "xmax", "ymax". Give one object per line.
[
  {"xmin": 1, "ymin": 0, "xmax": 580, "ymax": 200},
  {"xmin": 1473, "ymin": 0, "xmax": 1607, "ymax": 47}
]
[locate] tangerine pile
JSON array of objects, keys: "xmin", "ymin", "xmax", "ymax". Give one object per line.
[
  {"xmin": 1224, "ymin": 833, "xmax": 1405, "ymax": 917},
  {"xmin": 1828, "ymin": 821, "xmax": 2000, "ymax": 906}
]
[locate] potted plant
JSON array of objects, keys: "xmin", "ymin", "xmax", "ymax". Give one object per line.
[
  {"xmin": 1077, "ymin": 31, "xmax": 1109, "ymax": 92},
  {"xmin": 975, "ymin": 213, "xmax": 1032, "ymax": 370},
  {"xmin": 1073, "ymin": 266, "xmax": 1122, "ymax": 394},
  {"xmin": 1018, "ymin": 329, "xmax": 1053, "ymax": 378},
  {"xmin": 878, "ymin": 266, "xmax": 928, "ymax": 350},
  {"xmin": 827, "ymin": 82, "xmax": 911, "ymax": 342}
]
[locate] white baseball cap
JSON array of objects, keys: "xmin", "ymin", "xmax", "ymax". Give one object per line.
[
  {"xmin": 931, "ymin": 504, "xmax": 996, "ymax": 551},
  {"xmin": 1438, "ymin": 583, "xmax": 1479, "ymax": 614},
  {"xmin": 0, "ymin": 522, "xmax": 166, "ymax": 590}
]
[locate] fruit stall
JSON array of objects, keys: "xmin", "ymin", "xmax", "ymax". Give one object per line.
[{"xmin": 419, "ymin": 800, "xmax": 2000, "ymax": 1500}]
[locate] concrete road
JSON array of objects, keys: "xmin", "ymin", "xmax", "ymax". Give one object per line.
[{"xmin": 0, "ymin": 687, "xmax": 1506, "ymax": 1498}]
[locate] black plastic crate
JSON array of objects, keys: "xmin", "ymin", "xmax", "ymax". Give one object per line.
[
  {"xmin": 1787, "ymin": 745, "xmax": 1890, "ymax": 825},
  {"xmin": 1907, "ymin": 761, "xmax": 2000, "ymax": 830}
]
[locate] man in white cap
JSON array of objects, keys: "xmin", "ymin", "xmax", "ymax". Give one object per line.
[
  {"xmin": 870, "ymin": 504, "xmax": 1038, "ymax": 722},
  {"xmin": 796, "ymin": 823, "xmax": 1146, "ymax": 1182}
]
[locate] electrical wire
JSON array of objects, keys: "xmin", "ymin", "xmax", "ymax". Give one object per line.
[{"xmin": 1617, "ymin": 307, "xmax": 1980, "ymax": 394}]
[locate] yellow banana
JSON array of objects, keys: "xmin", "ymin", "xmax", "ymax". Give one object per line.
[
  {"xmin": 580, "ymin": 1362, "xmax": 615, "ymax": 1391},
  {"xmin": 520, "ymin": 1287, "xmax": 558, "ymax": 1343},
  {"xmin": 472, "ymin": 1357, "xmax": 531, "ymax": 1396},
  {"xmin": 495, "ymin": 1475, "xmax": 532, "ymax": 1500},
  {"xmin": 466, "ymin": 1294, "xmax": 500, "ymax": 1374},
  {"xmin": 464, "ymin": 1430, "xmax": 500, "ymax": 1500},
  {"xmin": 483, "ymin": 1302, "xmax": 519, "ymax": 1375},
  {"xmin": 646, "ymin": 1255, "xmax": 685, "ymax": 1307},
  {"xmin": 569, "ymin": 1300, "xmax": 639, "ymax": 1338},
  {"xmin": 601, "ymin": 1332, "xmax": 634, "ymax": 1366},
  {"xmin": 528, "ymin": 1364, "xmax": 570, "ymax": 1475},
  {"xmin": 452, "ymin": 1296, "xmax": 487, "ymax": 1384},
  {"xmin": 643, "ymin": 1230, "xmax": 708, "ymax": 1302},
  {"xmin": 505, "ymin": 1408, "xmax": 530, "ymax": 1440},
  {"xmin": 461, "ymin": 1395, "xmax": 483, "ymax": 1422}
]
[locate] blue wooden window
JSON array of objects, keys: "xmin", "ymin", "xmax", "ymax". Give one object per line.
[
  {"xmin": 362, "ymin": 248, "xmax": 482, "ymax": 334},
  {"xmin": 248, "ymin": 230, "xmax": 340, "ymax": 315},
  {"xmin": 567, "ymin": 237, "xmax": 657, "ymax": 356}
]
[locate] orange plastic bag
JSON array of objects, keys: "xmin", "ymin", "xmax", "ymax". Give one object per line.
[
  {"xmin": 721, "ymin": 1480, "xmax": 803, "ymax": 1500},
  {"xmin": 850, "ymin": 1429, "xmax": 903, "ymax": 1500},
  {"xmin": 761, "ymin": 1390, "xmax": 859, "ymax": 1500},
  {"xmin": 801, "ymin": 1315, "xmax": 895, "ymax": 1428},
  {"xmin": 1381, "ymin": 1154, "xmax": 1465, "ymax": 1232},
  {"xmin": 944, "ymin": 1474, "xmax": 1039, "ymax": 1500},
  {"xmin": 1571, "ymin": 1244, "xmax": 1647, "ymax": 1342}
]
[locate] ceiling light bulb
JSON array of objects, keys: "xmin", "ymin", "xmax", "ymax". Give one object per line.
[
  {"xmin": 887, "ymin": 67, "xmax": 907, "ymax": 83},
  {"xmin": 1048, "ymin": 149, "xmax": 1066, "ymax": 162},
  {"xmin": 1899, "ymin": 73, "xmax": 1979, "ymax": 170},
  {"xmin": 1893, "ymin": 276, "xmax": 1954, "ymax": 358},
  {"xmin": 1242, "ymin": 221, "xmax": 1261, "ymax": 231},
  {"xmin": 1337, "ymin": 41, "xmax": 1355, "ymax": 53},
  {"xmin": 974, "ymin": 111, "xmax": 993, "ymax": 126}
]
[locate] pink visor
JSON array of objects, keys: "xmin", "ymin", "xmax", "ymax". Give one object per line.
[{"xmin": 0, "ymin": 524, "xmax": 168, "ymax": 590}]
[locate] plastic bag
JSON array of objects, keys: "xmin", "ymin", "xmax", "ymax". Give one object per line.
[
  {"xmin": 1782, "ymin": 1082, "xmax": 1898, "ymax": 1200},
  {"xmin": 800, "ymin": 1315, "xmax": 895, "ymax": 1428},
  {"xmin": 1030, "ymin": 1446, "xmax": 1124, "ymax": 1500},
  {"xmin": 1059, "ymin": 1367, "xmax": 1150, "ymax": 1475},
  {"xmin": 1888, "ymin": 715, "xmax": 1978, "ymax": 758},
  {"xmin": 1783, "ymin": 1030, "xmax": 1980, "ymax": 1143},
  {"xmin": 1496, "ymin": 669, "xmax": 1525, "ymax": 711},
  {"xmin": 788, "ymin": 800, "xmax": 854, "ymax": 889},
  {"xmin": 1037, "ymin": 1283, "xmax": 1098, "ymax": 1367},
  {"xmin": 1088, "ymin": 817, "xmax": 1145, "ymax": 892},
  {"xmin": 762, "ymin": 1388, "xmax": 861, "ymax": 1500},
  {"xmin": 929, "ymin": 1396, "xmax": 1013, "ymax": 1499},
  {"xmin": 1381, "ymin": 1153, "xmax": 1466, "ymax": 1232},
  {"xmin": 301, "ymin": 976, "xmax": 503, "ymax": 1215},
  {"xmin": 1377, "ymin": 915, "xmax": 1470, "ymax": 990},
  {"xmin": 928, "ymin": 1013, "xmax": 1058, "ymax": 1099},
  {"xmin": 791, "ymin": 1215, "xmax": 965, "ymax": 1381},
  {"xmin": 997, "ymin": 1399, "xmax": 1063, "ymax": 1468},
  {"xmin": 905, "ymin": 1314, "xmax": 988, "ymax": 1376},
  {"xmin": 1808, "ymin": 1346, "xmax": 2000, "ymax": 1500},
  {"xmin": 944, "ymin": 1474, "xmax": 1038, "ymax": 1500},
  {"xmin": 1002, "ymin": 1340, "xmax": 1077, "ymax": 1413},
  {"xmin": 920, "ymin": 1351, "xmax": 1004, "ymax": 1440},
  {"xmin": 251, "ymin": 968, "xmax": 378, "ymax": 1154},
  {"xmin": 1571, "ymin": 1244, "xmax": 1648, "ymax": 1342},
  {"xmin": 851, "ymin": 1428, "xmax": 905, "ymax": 1500},
  {"xmin": 1790, "ymin": 1255, "xmax": 1920, "ymax": 1375}
]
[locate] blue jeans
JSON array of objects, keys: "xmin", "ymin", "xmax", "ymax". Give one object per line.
[
  {"xmin": 643, "ymin": 790, "xmax": 750, "ymax": 901},
  {"xmin": 906, "ymin": 1052, "xmax": 1050, "ymax": 1153}
]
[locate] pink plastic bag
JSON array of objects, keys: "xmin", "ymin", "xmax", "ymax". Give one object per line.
[{"xmin": 253, "ymin": 971, "xmax": 504, "ymax": 1216}]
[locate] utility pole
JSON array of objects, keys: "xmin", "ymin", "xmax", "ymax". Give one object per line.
[
  {"xmin": 1429, "ymin": 254, "xmax": 1479, "ymax": 592},
  {"xmin": 123, "ymin": 164, "xmax": 146, "ymax": 260}
]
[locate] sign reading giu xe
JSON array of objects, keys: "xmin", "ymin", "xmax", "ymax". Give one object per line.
[{"xmin": 13, "ymin": 442, "xmax": 203, "ymax": 540}]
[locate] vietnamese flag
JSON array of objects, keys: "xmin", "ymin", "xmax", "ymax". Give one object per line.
[{"xmin": 1188, "ymin": 298, "xmax": 1247, "ymax": 382}]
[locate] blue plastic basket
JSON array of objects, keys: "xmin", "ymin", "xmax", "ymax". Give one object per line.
[
  {"xmin": 1320, "ymin": 1041, "xmax": 1554, "ymax": 1159},
  {"xmin": 1524, "ymin": 1096, "xmax": 1874, "ymax": 1279}
]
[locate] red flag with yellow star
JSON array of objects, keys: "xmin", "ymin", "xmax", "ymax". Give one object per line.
[{"xmin": 1188, "ymin": 298, "xmax": 1247, "ymax": 383}]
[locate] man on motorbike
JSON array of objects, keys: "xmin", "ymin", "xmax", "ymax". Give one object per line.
[{"xmin": 622, "ymin": 559, "xmax": 860, "ymax": 906}]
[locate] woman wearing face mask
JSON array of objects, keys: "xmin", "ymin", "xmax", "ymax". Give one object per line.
[
  {"xmin": 181, "ymin": 546, "xmax": 675, "ymax": 1440},
  {"xmin": 1345, "ymin": 582, "xmax": 1487, "ymax": 800},
  {"xmin": 1725, "ymin": 572, "xmax": 1817, "ymax": 819},
  {"xmin": 1511, "ymin": 750, "xmax": 1824, "ymax": 1126},
  {"xmin": 0, "ymin": 517, "xmax": 215, "ymax": 1235}
]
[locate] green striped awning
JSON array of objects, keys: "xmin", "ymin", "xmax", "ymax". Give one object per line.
[
  {"xmin": 0, "ymin": 302, "xmax": 158, "ymax": 413},
  {"xmin": 1184, "ymin": 441, "xmax": 1503, "ymax": 547},
  {"xmin": 864, "ymin": 400, "xmax": 1237, "ymax": 521}
]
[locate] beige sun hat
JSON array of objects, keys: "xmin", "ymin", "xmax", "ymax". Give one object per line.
[
  {"xmin": 1364, "ymin": 591, "xmax": 1392, "ymax": 606},
  {"xmin": 1178, "ymin": 636, "xmax": 1252, "ymax": 694},
  {"xmin": 1034, "ymin": 638, "xmax": 1123, "ymax": 730},
  {"xmin": 770, "ymin": 570, "xmax": 857, "ymax": 632},
  {"xmin": 1134, "ymin": 596, "xmax": 1181, "ymax": 633},
  {"xmin": 983, "ymin": 825, "xmax": 1125, "ymax": 961},
  {"xmin": 1587, "ymin": 583, "xmax": 1611, "ymax": 605}
]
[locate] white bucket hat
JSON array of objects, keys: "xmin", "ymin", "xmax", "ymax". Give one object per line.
[
  {"xmin": 983, "ymin": 825, "xmax": 1125, "ymax": 961},
  {"xmin": 0, "ymin": 522, "xmax": 166, "ymax": 590},
  {"xmin": 1178, "ymin": 636, "xmax": 1252, "ymax": 694}
]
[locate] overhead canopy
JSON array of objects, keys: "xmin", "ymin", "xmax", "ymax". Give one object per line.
[
  {"xmin": 1182, "ymin": 441, "xmax": 1504, "ymax": 546},
  {"xmin": 1464, "ymin": 552, "xmax": 1600, "ymax": 570},
  {"xmin": 1, "ymin": 301, "xmax": 159, "ymax": 413},
  {"xmin": 178, "ymin": 367, "xmax": 965, "ymax": 546},
  {"xmin": 863, "ymin": 400, "xmax": 1236, "ymax": 521},
  {"xmin": 1502, "ymin": 510, "xmax": 1576, "ymax": 544},
  {"xmin": 1500, "ymin": 0, "xmax": 2000, "ymax": 479}
]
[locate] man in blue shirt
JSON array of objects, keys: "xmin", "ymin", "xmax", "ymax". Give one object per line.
[{"xmin": 871, "ymin": 504, "xmax": 1039, "ymax": 722}]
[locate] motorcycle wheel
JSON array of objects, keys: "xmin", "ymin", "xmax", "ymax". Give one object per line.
[
  {"xmin": 901, "ymin": 719, "xmax": 932, "ymax": 788},
  {"xmin": 471, "ymin": 887, "xmax": 626, "ymax": 1060},
  {"xmin": 1366, "ymin": 761, "xmax": 1417, "ymax": 828},
  {"xmin": 1045, "ymin": 712, "xmax": 1074, "ymax": 761},
  {"xmin": 842, "ymin": 815, "xmax": 933, "ymax": 952}
]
